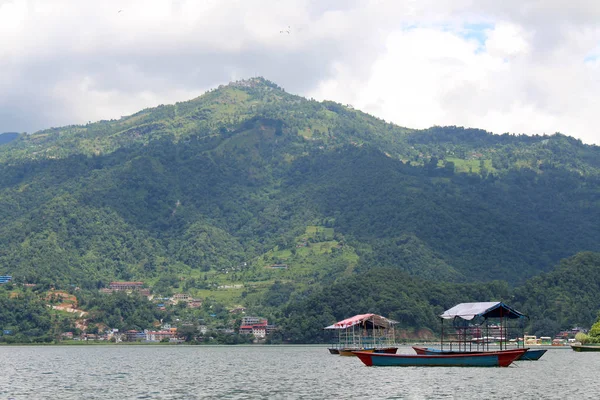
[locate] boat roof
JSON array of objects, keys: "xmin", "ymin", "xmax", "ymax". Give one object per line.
[
  {"xmin": 440, "ymin": 302, "xmax": 527, "ymax": 320},
  {"xmin": 324, "ymin": 313, "xmax": 397, "ymax": 330}
]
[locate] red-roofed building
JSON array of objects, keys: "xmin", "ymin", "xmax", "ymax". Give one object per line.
[{"xmin": 239, "ymin": 318, "xmax": 272, "ymax": 338}]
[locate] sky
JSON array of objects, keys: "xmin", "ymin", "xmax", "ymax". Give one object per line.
[{"xmin": 1, "ymin": 0, "xmax": 599, "ymax": 145}]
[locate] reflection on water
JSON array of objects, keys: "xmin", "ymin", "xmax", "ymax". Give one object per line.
[{"xmin": 0, "ymin": 345, "xmax": 598, "ymax": 399}]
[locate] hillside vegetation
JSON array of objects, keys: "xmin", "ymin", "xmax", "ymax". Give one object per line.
[{"xmin": 1, "ymin": 77, "xmax": 600, "ymax": 341}]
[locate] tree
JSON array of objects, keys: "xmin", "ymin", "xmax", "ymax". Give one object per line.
[{"xmin": 178, "ymin": 324, "xmax": 198, "ymax": 342}]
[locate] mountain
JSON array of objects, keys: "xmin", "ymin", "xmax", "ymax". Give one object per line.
[
  {"xmin": 0, "ymin": 132, "xmax": 19, "ymax": 146},
  {"xmin": 0, "ymin": 77, "xmax": 600, "ymax": 340}
]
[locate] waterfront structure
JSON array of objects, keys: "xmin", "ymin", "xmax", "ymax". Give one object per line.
[{"xmin": 239, "ymin": 317, "xmax": 275, "ymax": 338}]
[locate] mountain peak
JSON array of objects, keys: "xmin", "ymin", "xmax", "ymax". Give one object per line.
[{"xmin": 218, "ymin": 76, "xmax": 284, "ymax": 92}]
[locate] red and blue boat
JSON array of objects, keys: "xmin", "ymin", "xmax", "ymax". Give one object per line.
[
  {"xmin": 354, "ymin": 348, "xmax": 527, "ymax": 367},
  {"xmin": 412, "ymin": 346, "xmax": 547, "ymax": 361}
]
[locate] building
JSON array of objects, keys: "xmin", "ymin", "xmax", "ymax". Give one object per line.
[
  {"xmin": 241, "ymin": 316, "xmax": 266, "ymax": 326},
  {"xmin": 101, "ymin": 282, "xmax": 149, "ymax": 297},
  {"xmin": 145, "ymin": 329, "xmax": 177, "ymax": 342},
  {"xmin": 124, "ymin": 330, "xmax": 146, "ymax": 341},
  {"xmin": 170, "ymin": 293, "xmax": 191, "ymax": 304},
  {"xmin": 252, "ymin": 325, "xmax": 267, "ymax": 339},
  {"xmin": 188, "ymin": 300, "xmax": 203, "ymax": 309},
  {"xmin": 239, "ymin": 325, "xmax": 254, "ymax": 335},
  {"xmin": 0, "ymin": 276, "xmax": 12, "ymax": 284},
  {"xmin": 239, "ymin": 317, "xmax": 275, "ymax": 338},
  {"xmin": 266, "ymin": 325, "xmax": 278, "ymax": 335},
  {"xmin": 109, "ymin": 282, "xmax": 144, "ymax": 291}
]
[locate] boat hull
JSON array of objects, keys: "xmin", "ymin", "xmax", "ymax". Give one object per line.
[
  {"xmin": 328, "ymin": 348, "xmax": 339, "ymax": 354},
  {"xmin": 339, "ymin": 348, "xmax": 375, "ymax": 356},
  {"xmin": 413, "ymin": 346, "xmax": 545, "ymax": 361},
  {"xmin": 519, "ymin": 349, "xmax": 547, "ymax": 360},
  {"xmin": 355, "ymin": 348, "xmax": 526, "ymax": 367},
  {"xmin": 339, "ymin": 347, "xmax": 397, "ymax": 356},
  {"xmin": 374, "ymin": 347, "xmax": 398, "ymax": 354},
  {"xmin": 571, "ymin": 344, "xmax": 600, "ymax": 352}
]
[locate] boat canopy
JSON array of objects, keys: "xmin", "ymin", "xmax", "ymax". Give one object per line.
[
  {"xmin": 324, "ymin": 313, "xmax": 397, "ymax": 330},
  {"xmin": 440, "ymin": 302, "xmax": 527, "ymax": 321}
]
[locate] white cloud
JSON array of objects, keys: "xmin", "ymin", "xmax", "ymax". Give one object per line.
[{"xmin": 0, "ymin": 0, "xmax": 599, "ymax": 145}]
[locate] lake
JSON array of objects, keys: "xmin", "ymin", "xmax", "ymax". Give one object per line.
[{"xmin": 0, "ymin": 345, "xmax": 598, "ymax": 399}]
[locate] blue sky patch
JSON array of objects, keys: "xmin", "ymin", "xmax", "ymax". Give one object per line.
[
  {"xmin": 584, "ymin": 53, "xmax": 598, "ymax": 64},
  {"xmin": 458, "ymin": 23, "xmax": 494, "ymax": 53}
]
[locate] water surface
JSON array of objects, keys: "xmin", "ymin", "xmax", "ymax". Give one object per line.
[{"xmin": 0, "ymin": 345, "xmax": 597, "ymax": 399}]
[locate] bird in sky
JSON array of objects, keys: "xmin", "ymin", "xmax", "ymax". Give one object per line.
[
  {"xmin": 280, "ymin": 26, "xmax": 290, "ymax": 34},
  {"xmin": 118, "ymin": 9, "xmax": 123, "ymax": 13}
]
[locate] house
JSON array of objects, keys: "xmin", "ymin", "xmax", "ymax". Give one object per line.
[
  {"xmin": 267, "ymin": 264, "xmax": 288, "ymax": 269},
  {"xmin": 239, "ymin": 325, "xmax": 254, "ymax": 335},
  {"xmin": 170, "ymin": 293, "xmax": 191, "ymax": 304},
  {"xmin": 252, "ymin": 325, "xmax": 267, "ymax": 339},
  {"xmin": 188, "ymin": 300, "xmax": 203, "ymax": 309},
  {"xmin": 124, "ymin": 330, "xmax": 146, "ymax": 341},
  {"xmin": 145, "ymin": 329, "xmax": 177, "ymax": 342},
  {"xmin": 101, "ymin": 282, "xmax": 150, "ymax": 298},
  {"xmin": 238, "ymin": 317, "xmax": 275, "ymax": 338},
  {"xmin": 266, "ymin": 325, "xmax": 278, "ymax": 335},
  {"xmin": 241, "ymin": 316, "xmax": 266, "ymax": 326},
  {"xmin": 0, "ymin": 276, "xmax": 12, "ymax": 284},
  {"xmin": 109, "ymin": 282, "xmax": 144, "ymax": 291}
]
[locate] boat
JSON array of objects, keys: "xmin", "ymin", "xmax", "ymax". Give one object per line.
[
  {"xmin": 339, "ymin": 348, "xmax": 375, "ymax": 357},
  {"xmin": 412, "ymin": 346, "xmax": 546, "ymax": 361},
  {"xmin": 519, "ymin": 349, "xmax": 547, "ymax": 360},
  {"xmin": 354, "ymin": 348, "xmax": 527, "ymax": 367},
  {"xmin": 571, "ymin": 344, "xmax": 600, "ymax": 352},
  {"xmin": 324, "ymin": 313, "xmax": 399, "ymax": 355},
  {"xmin": 374, "ymin": 347, "xmax": 398, "ymax": 354},
  {"xmin": 338, "ymin": 346, "xmax": 398, "ymax": 356}
]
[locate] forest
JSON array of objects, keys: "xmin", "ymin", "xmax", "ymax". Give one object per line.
[{"xmin": 1, "ymin": 77, "xmax": 599, "ymax": 343}]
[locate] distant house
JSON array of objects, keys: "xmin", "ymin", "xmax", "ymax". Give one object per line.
[
  {"xmin": 170, "ymin": 293, "xmax": 191, "ymax": 304},
  {"xmin": 266, "ymin": 325, "xmax": 278, "ymax": 335},
  {"xmin": 241, "ymin": 316, "xmax": 265, "ymax": 326},
  {"xmin": 252, "ymin": 325, "xmax": 267, "ymax": 339},
  {"xmin": 145, "ymin": 329, "xmax": 177, "ymax": 342},
  {"xmin": 239, "ymin": 317, "xmax": 274, "ymax": 338},
  {"xmin": 239, "ymin": 325, "xmax": 253, "ymax": 335},
  {"xmin": 125, "ymin": 330, "xmax": 146, "ymax": 341},
  {"xmin": 188, "ymin": 300, "xmax": 203, "ymax": 309},
  {"xmin": 109, "ymin": 282, "xmax": 144, "ymax": 291},
  {"xmin": 101, "ymin": 282, "xmax": 149, "ymax": 298},
  {"xmin": 0, "ymin": 276, "xmax": 12, "ymax": 284},
  {"xmin": 267, "ymin": 264, "xmax": 288, "ymax": 269}
]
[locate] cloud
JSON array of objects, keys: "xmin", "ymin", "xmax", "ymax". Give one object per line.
[
  {"xmin": 0, "ymin": 0, "xmax": 599, "ymax": 145},
  {"xmin": 310, "ymin": 1, "xmax": 600, "ymax": 144}
]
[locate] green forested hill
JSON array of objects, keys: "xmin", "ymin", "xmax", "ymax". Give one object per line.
[
  {"xmin": 275, "ymin": 252, "xmax": 600, "ymax": 343},
  {"xmin": 513, "ymin": 252, "xmax": 600, "ymax": 332},
  {"xmin": 0, "ymin": 78, "xmax": 600, "ymax": 341}
]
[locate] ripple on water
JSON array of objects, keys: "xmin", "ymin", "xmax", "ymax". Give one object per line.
[{"xmin": 0, "ymin": 346, "xmax": 598, "ymax": 399}]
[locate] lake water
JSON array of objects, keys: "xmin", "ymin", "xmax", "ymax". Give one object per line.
[{"xmin": 0, "ymin": 345, "xmax": 598, "ymax": 399}]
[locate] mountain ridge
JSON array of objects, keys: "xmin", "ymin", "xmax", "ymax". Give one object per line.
[
  {"xmin": 0, "ymin": 77, "xmax": 599, "ymax": 308},
  {"xmin": 1, "ymin": 77, "xmax": 600, "ymax": 342}
]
